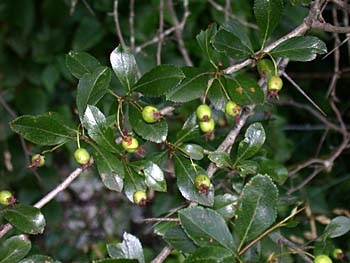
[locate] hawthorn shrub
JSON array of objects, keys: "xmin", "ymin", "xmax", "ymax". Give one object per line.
[{"xmin": 0, "ymin": 0, "xmax": 350, "ymax": 262}]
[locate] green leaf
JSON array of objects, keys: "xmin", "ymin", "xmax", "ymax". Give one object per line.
[
  {"xmin": 235, "ymin": 174, "xmax": 278, "ymax": 246},
  {"xmin": 19, "ymin": 255, "xmax": 61, "ymax": 263},
  {"xmin": 0, "ymin": 235, "xmax": 31, "ymax": 263},
  {"xmin": 259, "ymin": 159, "xmax": 288, "ymax": 185},
  {"xmin": 72, "ymin": 17, "xmax": 105, "ymax": 51},
  {"xmin": 254, "ymin": 0, "xmax": 284, "ymax": 47},
  {"xmin": 65, "ymin": 51, "xmax": 101, "ymax": 79},
  {"xmin": 208, "ymin": 79, "xmax": 227, "ymax": 112},
  {"xmin": 128, "ymin": 104, "xmax": 168, "ymax": 143},
  {"xmin": 143, "ymin": 162, "xmax": 167, "ymax": 192},
  {"xmin": 164, "ymin": 225, "xmax": 198, "ymax": 254},
  {"xmin": 236, "ymin": 123, "xmax": 266, "ymax": 162},
  {"xmin": 3, "ymin": 204, "xmax": 46, "ymax": 235},
  {"xmin": 213, "ymin": 29, "xmax": 253, "ymax": 59},
  {"xmin": 213, "ymin": 194, "xmax": 238, "ymax": 221},
  {"xmin": 174, "ymin": 155, "xmax": 214, "ymax": 206},
  {"xmin": 196, "ymin": 23, "xmax": 219, "ymax": 65},
  {"xmin": 93, "ymin": 146, "xmax": 124, "ymax": 192},
  {"xmin": 10, "ymin": 112, "xmax": 76, "ymax": 146},
  {"xmin": 208, "ymin": 151, "xmax": 231, "ymax": 168},
  {"xmin": 237, "ymin": 160, "xmax": 259, "ymax": 177},
  {"xmin": 270, "ymin": 36, "xmax": 327, "ymax": 61},
  {"xmin": 110, "ymin": 45, "xmax": 137, "ymax": 91},
  {"xmin": 184, "ymin": 246, "xmax": 235, "ymax": 263},
  {"xmin": 178, "ymin": 207, "xmax": 236, "ymax": 252},
  {"xmin": 82, "ymin": 105, "xmax": 120, "ymax": 153},
  {"xmin": 182, "ymin": 144, "xmax": 204, "ymax": 160},
  {"xmin": 324, "ymin": 216, "xmax": 350, "ymax": 238},
  {"xmin": 107, "ymin": 232, "xmax": 144, "ymax": 263},
  {"xmin": 76, "ymin": 66, "xmax": 111, "ymax": 119},
  {"xmin": 124, "ymin": 166, "xmax": 146, "ymax": 203},
  {"xmin": 222, "ymin": 21, "xmax": 253, "ymax": 52},
  {"xmin": 93, "ymin": 260, "xmax": 138, "ymax": 263},
  {"xmin": 41, "ymin": 64, "xmax": 59, "ymax": 93},
  {"xmin": 166, "ymin": 68, "xmax": 210, "ymax": 103},
  {"xmin": 226, "ymin": 75, "xmax": 265, "ymax": 105},
  {"xmin": 133, "ymin": 65, "xmax": 184, "ymax": 97},
  {"xmin": 176, "ymin": 123, "xmax": 200, "ymax": 144}
]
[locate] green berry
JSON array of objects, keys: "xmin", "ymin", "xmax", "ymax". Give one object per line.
[
  {"xmin": 199, "ymin": 118, "xmax": 215, "ymax": 133},
  {"xmin": 257, "ymin": 59, "xmax": 275, "ymax": 78},
  {"xmin": 31, "ymin": 154, "xmax": 45, "ymax": 167},
  {"xmin": 133, "ymin": 190, "xmax": 147, "ymax": 205},
  {"xmin": 74, "ymin": 148, "xmax": 91, "ymax": 165},
  {"xmin": 142, "ymin": 105, "xmax": 160, "ymax": 123},
  {"xmin": 314, "ymin": 255, "xmax": 333, "ymax": 263},
  {"xmin": 0, "ymin": 190, "xmax": 13, "ymax": 206},
  {"xmin": 194, "ymin": 174, "xmax": 210, "ymax": 190},
  {"xmin": 267, "ymin": 76, "xmax": 283, "ymax": 91},
  {"xmin": 196, "ymin": 104, "xmax": 212, "ymax": 121},
  {"xmin": 122, "ymin": 136, "xmax": 139, "ymax": 153},
  {"xmin": 225, "ymin": 101, "xmax": 241, "ymax": 117},
  {"xmin": 332, "ymin": 248, "xmax": 344, "ymax": 259}
]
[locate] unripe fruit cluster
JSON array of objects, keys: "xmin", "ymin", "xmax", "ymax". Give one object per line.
[
  {"xmin": 196, "ymin": 104, "xmax": 215, "ymax": 133},
  {"xmin": 0, "ymin": 190, "xmax": 14, "ymax": 206},
  {"xmin": 122, "ymin": 136, "xmax": 139, "ymax": 153}
]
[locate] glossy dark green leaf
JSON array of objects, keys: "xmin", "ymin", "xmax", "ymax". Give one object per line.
[
  {"xmin": 259, "ymin": 159, "xmax": 288, "ymax": 185},
  {"xmin": 236, "ymin": 123, "xmax": 266, "ymax": 162},
  {"xmin": 0, "ymin": 235, "xmax": 31, "ymax": 263},
  {"xmin": 72, "ymin": 17, "xmax": 105, "ymax": 51},
  {"xmin": 41, "ymin": 64, "xmax": 59, "ymax": 93},
  {"xmin": 128, "ymin": 104, "xmax": 168, "ymax": 143},
  {"xmin": 143, "ymin": 161, "xmax": 167, "ymax": 192},
  {"xmin": 93, "ymin": 145, "xmax": 124, "ymax": 192},
  {"xmin": 182, "ymin": 144, "xmax": 204, "ymax": 160},
  {"xmin": 166, "ymin": 68, "xmax": 210, "ymax": 103},
  {"xmin": 19, "ymin": 255, "xmax": 61, "ymax": 263},
  {"xmin": 270, "ymin": 36, "xmax": 327, "ymax": 61},
  {"xmin": 164, "ymin": 225, "xmax": 198, "ymax": 254},
  {"xmin": 208, "ymin": 79, "xmax": 227, "ymax": 111},
  {"xmin": 196, "ymin": 23, "xmax": 219, "ymax": 65},
  {"xmin": 176, "ymin": 123, "xmax": 200, "ymax": 144},
  {"xmin": 213, "ymin": 194, "xmax": 238, "ymax": 221},
  {"xmin": 254, "ymin": 0, "xmax": 284, "ymax": 46},
  {"xmin": 65, "ymin": 51, "xmax": 101, "ymax": 79},
  {"xmin": 184, "ymin": 246, "xmax": 235, "ymax": 263},
  {"xmin": 10, "ymin": 112, "xmax": 76, "ymax": 146},
  {"xmin": 3, "ymin": 204, "xmax": 46, "ymax": 235},
  {"xmin": 82, "ymin": 105, "xmax": 120, "ymax": 153},
  {"xmin": 213, "ymin": 29, "xmax": 253, "ymax": 59},
  {"xmin": 133, "ymin": 65, "xmax": 184, "ymax": 97},
  {"xmin": 226, "ymin": 75, "xmax": 265, "ymax": 105},
  {"xmin": 208, "ymin": 151, "xmax": 231, "ymax": 168},
  {"xmin": 324, "ymin": 216, "xmax": 350, "ymax": 238},
  {"xmin": 110, "ymin": 45, "xmax": 137, "ymax": 91},
  {"xmin": 174, "ymin": 155, "xmax": 214, "ymax": 206},
  {"xmin": 124, "ymin": 166, "xmax": 146, "ymax": 203},
  {"xmin": 222, "ymin": 21, "xmax": 253, "ymax": 52},
  {"xmin": 179, "ymin": 207, "xmax": 236, "ymax": 252},
  {"xmin": 237, "ymin": 160, "xmax": 259, "ymax": 177},
  {"xmin": 235, "ymin": 174, "xmax": 278, "ymax": 245},
  {"xmin": 76, "ymin": 66, "xmax": 111, "ymax": 119},
  {"xmin": 94, "ymin": 259, "xmax": 138, "ymax": 263},
  {"xmin": 107, "ymin": 232, "xmax": 144, "ymax": 263}
]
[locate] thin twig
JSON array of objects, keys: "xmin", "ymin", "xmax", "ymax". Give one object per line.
[
  {"xmin": 129, "ymin": 0, "xmax": 136, "ymax": 53},
  {"xmin": 151, "ymin": 246, "xmax": 172, "ymax": 263},
  {"xmin": 143, "ymin": 218, "xmax": 180, "ymax": 223},
  {"xmin": 113, "ymin": 0, "xmax": 126, "ymax": 46},
  {"xmin": 157, "ymin": 0, "xmax": 164, "ymax": 65}
]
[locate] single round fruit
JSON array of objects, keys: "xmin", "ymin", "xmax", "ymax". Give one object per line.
[
  {"xmin": 199, "ymin": 118, "xmax": 215, "ymax": 133},
  {"xmin": 133, "ymin": 190, "xmax": 147, "ymax": 205},
  {"xmin": 257, "ymin": 59, "xmax": 275, "ymax": 78},
  {"xmin": 196, "ymin": 104, "xmax": 212, "ymax": 121},
  {"xmin": 122, "ymin": 136, "xmax": 139, "ymax": 153},
  {"xmin": 267, "ymin": 75, "xmax": 283, "ymax": 91},
  {"xmin": 0, "ymin": 190, "xmax": 13, "ymax": 206},
  {"xmin": 225, "ymin": 101, "xmax": 241, "ymax": 117},
  {"xmin": 332, "ymin": 248, "xmax": 344, "ymax": 259},
  {"xmin": 31, "ymin": 154, "xmax": 45, "ymax": 167},
  {"xmin": 74, "ymin": 148, "xmax": 91, "ymax": 165},
  {"xmin": 314, "ymin": 255, "xmax": 333, "ymax": 263},
  {"xmin": 194, "ymin": 174, "xmax": 210, "ymax": 190},
  {"xmin": 142, "ymin": 105, "xmax": 160, "ymax": 123}
]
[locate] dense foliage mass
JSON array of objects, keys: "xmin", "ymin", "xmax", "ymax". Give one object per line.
[{"xmin": 0, "ymin": 0, "xmax": 350, "ymax": 262}]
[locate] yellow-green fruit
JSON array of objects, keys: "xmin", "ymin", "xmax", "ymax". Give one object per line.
[
  {"xmin": 74, "ymin": 148, "xmax": 91, "ymax": 165},
  {"xmin": 31, "ymin": 154, "xmax": 45, "ymax": 167},
  {"xmin": 122, "ymin": 137, "xmax": 139, "ymax": 153},
  {"xmin": 142, "ymin": 106, "xmax": 160, "ymax": 123},
  {"xmin": 196, "ymin": 104, "xmax": 212, "ymax": 121},
  {"xmin": 194, "ymin": 174, "xmax": 210, "ymax": 190},
  {"xmin": 314, "ymin": 255, "xmax": 333, "ymax": 263},
  {"xmin": 267, "ymin": 76, "xmax": 283, "ymax": 91},
  {"xmin": 332, "ymin": 248, "xmax": 343, "ymax": 259},
  {"xmin": 133, "ymin": 190, "xmax": 147, "ymax": 205},
  {"xmin": 257, "ymin": 59, "xmax": 275, "ymax": 78},
  {"xmin": 0, "ymin": 190, "xmax": 13, "ymax": 206},
  {"xmin": 225, "ymin": 101, "xmax": 241, "ymax": 117},
  {"xmin": 199, "ymin": 118, "xmax": 215, "ymax": 133}
]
